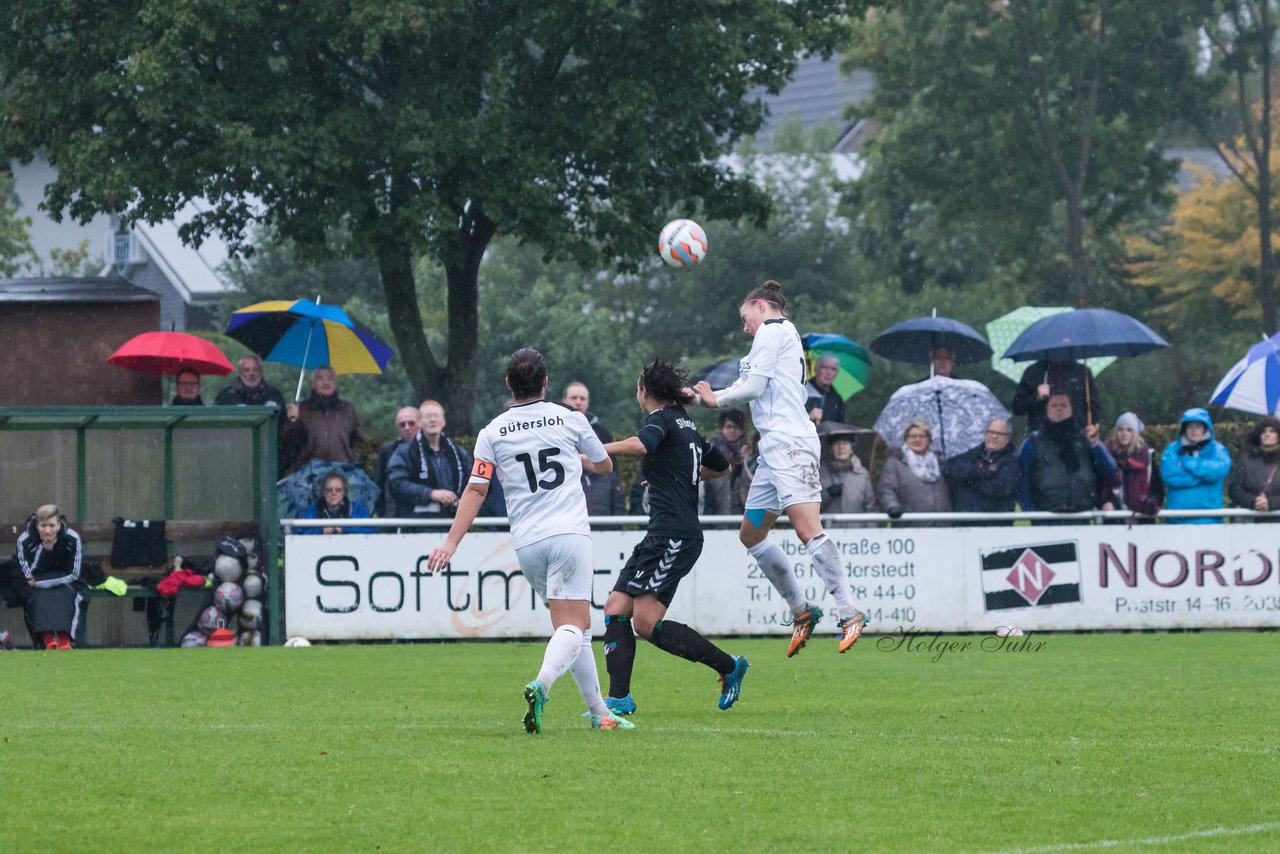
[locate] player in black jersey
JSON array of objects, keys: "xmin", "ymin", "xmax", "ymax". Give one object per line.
[{"xmin": 600, "ymin": 359, "xmax": 750, "ymax": 714}]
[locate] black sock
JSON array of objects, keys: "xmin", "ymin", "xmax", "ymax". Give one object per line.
[
  {"xmin": 649, "ymin": 620, "xmax": 735, "ymax": 675},
  {"xmin": 603, "ymin": 614, "xmax": 636, "ymax": 698}
]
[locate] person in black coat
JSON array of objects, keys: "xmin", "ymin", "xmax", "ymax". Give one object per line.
[
  {"xmin": 373, "ymin": 406, "xmax": 421, "ymax": 518},
  {"xmin": 947, "ymin": 419, "xmax": 1020, "ymax": 521},
  {"xmin": 1011, "ymin": 359, "xmax": 1101, "ymax": 431},
  {"xmin": 213, "ymin": 355, "xmax": 286, "ymax": 410},
  {"xmin": 582, "ymin": 468, "xmax": 626, "ymax": 515},
  {"xmin": 804, "ymin": 355, "xmax": 846, "ymax": 425},
  {"xmin": 12, "ymin": 505, "xmax": 90, "ymax": 649},
  {"xmin": 387, "ymin": 401, "xmax": 472, "ymax": 520}
]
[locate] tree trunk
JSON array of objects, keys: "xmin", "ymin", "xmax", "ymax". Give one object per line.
[
  {"xmin": 374, "ymin": 207, "xmax": 496, "ymax": 436},
  {"xmin": 1064, "ymin": 187, "xmax": 1091, "ymax": 307},
  {"xmin": 1261, "ymin": 178, "xmax": 1276, "ymax": 332},
  {"xmin": 441, "ymin": 212, "xmax": 496, "ymax": 434},
  {"xmin": 1259, "ymin": 3, "xmax": 1276, "ymax": 333},
  {"xmin": 376, "ymin": 235, "xmax": 444, "ymax": 402}
]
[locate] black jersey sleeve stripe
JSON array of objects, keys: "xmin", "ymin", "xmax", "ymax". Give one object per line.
[
  {"xmin": 638, "ymin": 420, "xmax": 667, "ymax": 454},
  {"xmin": 702, "ymin": 441, "xmax": 730, "ymax": 473}
]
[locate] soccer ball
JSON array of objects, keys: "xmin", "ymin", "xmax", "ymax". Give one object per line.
[
  {"xmin": 214, "ymin": 581, "xmax": 244, "ymax": 613},
  {"xmin": 241, "ymin": 572, "xmax": 266, "ymax": 600},
  {"xmin": 236, "ymin": 630, "xmax": 262, "ymax": 647},
  {"xmin": 284, "ymin": 637, "xmax": 312, "ymax": 648},
  {"xmin": 180, "ymin": 631, "xmax": 207, "ymax": 648},
  {"xmin": 197, "ymin": 605, "xmax": 225, "ymax": 634},
  {"xmin": 239, "ymin": 599, "xmax": 264, "ymax": 630},
  {"xmin": 213, "ymin": 554, "xmax": 243, "ymax": 584},
  {"xmin": 239, "ymin": 537, "xmax": 260, "ymax": 571},
  {"xmin": 658, "ymin": 219, "xmax": 708, "ymax": 269}
]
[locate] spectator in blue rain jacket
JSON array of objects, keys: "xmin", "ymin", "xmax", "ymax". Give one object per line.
[{"xmin": 1159, "ymin": 408, "xmax": 1232, "ymax": 525}]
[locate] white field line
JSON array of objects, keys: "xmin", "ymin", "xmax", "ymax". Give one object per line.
[
  {"xmin": 911, "ymin": 732, "xmax": 1276, "ymax": 755},
  {"xmin": 973, "ymin": 821, "xmax": 1280, "ymax": 854}
]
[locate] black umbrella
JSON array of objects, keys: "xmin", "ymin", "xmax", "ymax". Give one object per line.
[
  {"xmin": 871, "ymin": 315, "xmax": 992, "ymax": 365},
  {"xmin": 690, "ymin": 357, "xmax": 742, "ymax": 389},
  {"xmin": 1001, "ymin": 308, "xmax": 1169, "ymax": 362},
  {"xmin": 1001, "ymin": 308, "xmax": 1170, "ymax": 428}
]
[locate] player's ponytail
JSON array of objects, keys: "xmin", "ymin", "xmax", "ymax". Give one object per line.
[
  {"xmin": 506, "ymin": 348, "xmax": 547, "ymax": 399},
  {"xmin": 639, "ymin": 359, "xmax": 690, "ymax": 407},
  {"xmin": 744, "ymin": 279, "xmax": 786, "ymax": 311}
]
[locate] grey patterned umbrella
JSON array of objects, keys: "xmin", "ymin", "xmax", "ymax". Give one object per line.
[
  {"xmin": 277, "ymin": 460, "xmax": 380, "ymax": 518},
  {"xmin": 873, "ymin": 376, "xmax": 1010, "ymax": 458}
]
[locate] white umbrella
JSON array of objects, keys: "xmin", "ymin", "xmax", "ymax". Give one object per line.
[
  {"xmin": 1210, "ymin": 333, "xmax": 1280, "ymax": 415},
  {"xmin": 873, "ymin": 376, "xmax": 1011, "ymax": 458}
]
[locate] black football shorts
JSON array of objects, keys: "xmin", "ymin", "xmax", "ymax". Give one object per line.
[{"xmin": 612, "ymin": 535, "xmax": 703, "ymax": 607}]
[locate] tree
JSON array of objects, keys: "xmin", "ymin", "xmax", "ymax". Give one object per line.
[
  {"xmin": 1126, "ymin": 156, "xmax": 1274, "ymax": 345},
  {"xmin": 1198, "ymin": 2, "xmax": 1280, "ymax": 331},
  {"xmin": 1, "ymin": 0, "xmax": 859, "ymax": 431},
  {"xmin": 845, "ymin": 0, "xmax": 1210, "ymax": 305},
  {"xmin": 0, "ymin": 169, "xmax": 34, "ymax": 276}
]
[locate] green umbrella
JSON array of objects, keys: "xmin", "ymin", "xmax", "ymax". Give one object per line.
[
  {"xmin": 985, "ymin": 307, "xmax": 1116, "ymax": 382},
  {"xmin": 801, "ymin": 332, "xmax": 872, "ymax": 399}
]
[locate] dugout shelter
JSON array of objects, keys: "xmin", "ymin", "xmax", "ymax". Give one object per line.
[{"xmin": 1, "ymin": 406, "xmax": 280, "ymax": 645}]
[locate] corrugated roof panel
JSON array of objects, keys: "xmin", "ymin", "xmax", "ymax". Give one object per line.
[{"xmin": 0, "ymin": 277, "xmax": 161, "ymax": 303}]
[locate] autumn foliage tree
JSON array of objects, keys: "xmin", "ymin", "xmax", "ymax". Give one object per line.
[{"xmin": 1126, "ymin": 143, "xmax": 1280, "ymax": 346}]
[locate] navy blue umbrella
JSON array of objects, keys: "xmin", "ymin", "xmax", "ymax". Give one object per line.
[
  {"xmin": 1001, "ymin": 308, "xmax": 1170, "ymax": 362},
  {"xmin": 691, "ymin": 357, "xmax": 742, "ymax": 389},
  {"xmin": 871, "ymin": 316, "xmax": 992, "ymax": 365}
]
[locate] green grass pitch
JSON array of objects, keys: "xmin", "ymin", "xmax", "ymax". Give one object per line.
[{"xmin": 3, "ymin": 632, "xmax": 1278, "ymax": 853}]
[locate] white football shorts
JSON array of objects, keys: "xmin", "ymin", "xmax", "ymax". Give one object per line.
[
  {"xmin": 745, "ymin": 434, "xmax": 823, "ymax": 512},
  {"xmin": 514, "ymin": 533, "xmax": 595, "ymax": 602}
]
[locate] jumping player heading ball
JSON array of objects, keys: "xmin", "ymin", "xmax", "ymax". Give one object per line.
[{"xmin": 687, "ymin": 280, "xmax": 870, "ymax": 656}]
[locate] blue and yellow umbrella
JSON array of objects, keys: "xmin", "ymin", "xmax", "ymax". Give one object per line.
[{"xmin": 226, "ymin": 299, "xmax": 394, "ymax": 376}]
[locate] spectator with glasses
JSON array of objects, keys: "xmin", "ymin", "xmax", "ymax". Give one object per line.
[
  {"xmin": 374, "ymin": 406, "xmax": 421, "ymax": 518},
  {"xmin": 878, "ymin": 418, "xmax": 952, "ymax": 521},
  {"xmin": 947, "ymin": 418, "xmax": 1020, "ymax": 521},
  {"xmin": 297, "ymin": 472, "xmax": 376, "ymax": 534},
  {"xmin": 171, "ymin": 368, "xmax": 204, "ymax": 406}
]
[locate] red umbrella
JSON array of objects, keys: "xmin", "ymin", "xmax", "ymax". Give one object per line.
[{"xmin": 107, "ymin": 331, "xmax": 234, "ymax": 376}]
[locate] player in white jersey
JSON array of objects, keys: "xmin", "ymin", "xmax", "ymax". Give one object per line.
[
  {"xmin": 689, "ymin": 280, "xmax": 870, "ymax": 656},
  {"xmin": 427, "ymin": 348, "xmax": 633, "ymax": 734}
]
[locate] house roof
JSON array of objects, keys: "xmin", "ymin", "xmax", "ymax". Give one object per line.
[
  {"xmin": 754, "ymin": 54, "xmax": 874, "ymax": 148},
  {"xmin": 125, "ymin": 199, "xmax": 237, "ymax": 304},
  {"xmin": 0, "ymin": 277, "xmax": 160, "ymax": 304}
]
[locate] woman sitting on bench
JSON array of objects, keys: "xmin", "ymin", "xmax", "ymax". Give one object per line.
[{"xmin": 14, "ymin": 504, "xmax": 86, "ymax": 649}]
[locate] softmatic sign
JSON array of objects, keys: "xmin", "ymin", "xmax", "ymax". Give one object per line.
[{"xmin": 284, "ymin": 525, "xmax": 1280, "ymax": 640}]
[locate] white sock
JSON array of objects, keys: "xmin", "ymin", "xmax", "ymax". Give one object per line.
[
  {"xmin": 536, "ymin": 624, "xmax": 584, "ymax": 691},
  {"xmin": 568, "ymin": 629, "xmax": 610, "ymax": 717},
  {"xmin": 748, "ymin": 538, "xmax": 806, "ymax": 614},
  {"xmin": 807, "ymin": 531, "xmax": 856, "ymax": 617}
]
